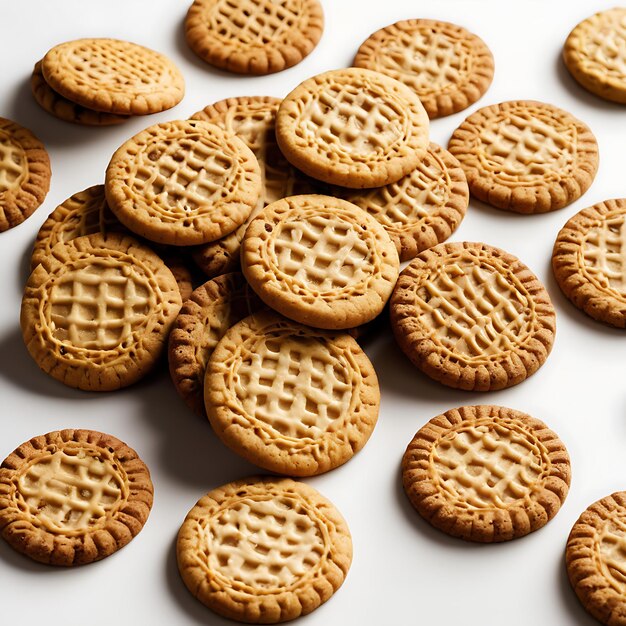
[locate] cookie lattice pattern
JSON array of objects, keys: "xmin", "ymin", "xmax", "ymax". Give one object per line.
[
  {"xmin": 0, "ymin": 130, "xmax": 26, "ymax": 193},
  {"xmin": 580, "ymin": 9, "xmax": 626, "ymax": 81},
  {"xmin": 599, "ymin": 517, "xmax": 626, "ymax": 591}
]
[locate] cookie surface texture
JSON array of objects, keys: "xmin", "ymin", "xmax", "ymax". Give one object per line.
[
  {"xmin": 553, "ymin": 198, "xmax": 626, "ymax": 328},
  {"xmin": 567, "ymin": 492, "xmax": 626, "ymax": 625},
  {"xmin": 105, "ymin": 120, "xmax": 262, "ymax": 246},
  {"xmin": 185, "ymin": 0, "xmax": 324, "ymax": 75},
  {"xmin": 41, "ymin": 38, "xmax": 184, "ymax": 115},
  {"xmin": 275, "ymin": 68, "xmax": 430, "ymax": 188},
  {"xmin": 354, "ymin": 19, "xmax": 494, "ymax": 119},
  {"xmin": 338, "ymin": 143, "xmax": 469, "ymax": 262},
  {"xmin": 448, "ymin": 100, "xmax": 599, "ymax": 213},
  {"xmin": 0, "ymin": 429, "xmax": 153, "ymax": 565},
  {"xmin": 402, "ymin": 405, "xmax": 570, "ymax": 542},
  {"xmin": 21, "ymin": 233, "xmax": 182, "ymax": 391},
  {"xmin": 564, "ymin": 8, "xmax": 626, "ymax": 103},
  {"xmin": 0, "ymin": 117, "xmax": 51, "ymax": 232},
  {"xmin": 169, "ymin": 273, "xmax": 263, "ymax": 417},
  {"xmin": 390, "ymin": 242, "xmax": 556, "ymax": 391},
  {"xmin": 241, "ymin": 194, "xmax": 400, "ymax": 329},
  {"xmin": 205, "ymin": 311, "xmax": 379, "ymax": 475},
  {"xmin": 177, "ymin": 477, "xmax": 352, "ymax": 623}
]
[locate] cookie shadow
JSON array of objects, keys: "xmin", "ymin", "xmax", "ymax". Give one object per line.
[{"xmin": 556, "ymin": 549, "xmax": 598, "ymax": 625}]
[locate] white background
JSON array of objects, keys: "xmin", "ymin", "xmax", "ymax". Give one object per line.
[{"xmin": 0, "ymin": 1, "xmax": 623, "ymax": 624}]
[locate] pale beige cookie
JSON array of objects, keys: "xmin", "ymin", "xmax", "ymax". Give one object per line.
[
  {"xmin": 275, "ymin": 68, "xmax": 430, "ymax": 188},
  {"xmin": 567, "ymin": 492, "xmax": 626, "ymax": 625},
  {"xmin": 337, "ymin": 143, "xmax": 469, "ymax": 262},
  {"xmin": 402, "ymin": 405, "xmax": 571, "ymax": 542},
  {"xmin": 31, "ymin": 61, "xmax": 130, "ymax": 126},
  {"xmin": 354, "ymin": 19, "xmax": 494, "ymax": 119},
  {"xmin": 205, "ymin": 311, "xmax": 379, "ymax": 475},
  {"xmin": 0, "ymin": 429, "xmax": 153, "ymax": 566},
  {"xmin": 553, "ymin": 198, "xmax": 626, "ymax": 328},
  {"xmin": 390, "ymin": 242, "xmax": 556, "ymax": 391},
  {"xmin": 105, "ymin": 120, "xmax": 262, "ymax": 246},
  {"xmin": 42, "ymin": 38, "xmax": 184, "ymax": 115},
  {"xmin": 177, "ymin": 477, "xmax": 352, "ymax": 623},
  {"xmin": 0, "ymin": 117, "xmax": 51, "ymax": 232},
  {"xmin": 168, "ymin": 273, "xmax": 264, "ymax": 417},
  {"xmin": 448, "ymin": 100, "xmax": 599, "ymax": 213},
  {"xmin": 185, "ymin": 0, "xmax": 324, "ymax": 75},
  {"xmin": 241, "ymin": 194, "xmax": 400, "ymax": 329},
  {"xmin": 564, "ymin": 8, "xmax": 626, "ymax": 104},
  {"xmin": 21, "ymin": 233, "xmax": 182, "ymax": 391}
]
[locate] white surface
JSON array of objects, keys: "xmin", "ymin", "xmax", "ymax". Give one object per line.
[{"xmin": 0, "ymin": 1, "xmax": 623, "ymax": 624}]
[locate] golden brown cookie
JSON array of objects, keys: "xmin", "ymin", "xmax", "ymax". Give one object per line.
[
  {"xmin": 275, "ymin": 68, "xmax": 430, "ymax": 188},
  {"xmin": 0, "ymin": 117, "xmax": 51, "ymax": 232},
  {"xmin": 564, "ymin": 8, "xmax": 626, "ymax": 104},
  {"xmin": 354, "ymin": 19, "xmax": 494, "ymax": 119},
  {"xmin": 402, "ymin": 405, "xmax": 570, "ymax": 542},
  {"xmin": 159, "ymin": 253, "xmax": 194, "ymax": 302},
  {"xmin": 105, "ymin": 120, "xmax": 262, "ymax": 246},
  {"xmin": 21, "ymin": 233, "xmax": 182, "ymax": 391},
  {"xmin": 567, "ymin": 492, "xmax": 626, "ymax": 625},
  {"xmin": 41, "ymin": 38, "xmax": 184, "ymax": 115},
  {"xmin": 205, "ymin": 311, "xmax": 379, "ymax": 476},
  {"xmin": 185, "ymin": 0, "xmax": 324, "ymax": 75},
  {"xmin": 552, "ymin": 198, "xmax": 626, "ymax": 328},
  {"xmin": 337, "ymin": 143, "xmax": 469, "ymax": 262},
  {"xmin": 177, "ymin": 476, "xmax": 352, "ymax": 623},
  {"xmin": 31, "ymin": 60, "xmax": 130, "ymax": 126},
  {"xmin": 241, "ymin": 194, "xmax": 400, "ymax": 329},
  {"xmin": 448, "ymin": 100, "xmax": 599, "ymax": 214},
  {"xmin": 168, "ymin": 273, "xmax": 264, "ymax": 417},
  {"xmin": 0, "ymin": 429, "xmax": 153, "ymax": 566},
  {"xmin": 390, "ymin": 242, "xmax": 556, "ymax": 391}
]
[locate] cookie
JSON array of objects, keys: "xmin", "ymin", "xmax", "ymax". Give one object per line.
[
  {"xmin": 0, "ymin": 429, "xmax": 153, "ymax": 566},
  {"xmin": 390, "ymin": 242, "xmax": 556, "ymax": 391},
  {"xmin": 448, "ymin": 100, "xmax": 599, "ymax": 214},
  {"xmin": 0, "ymin": 117, "xmax": 51, "ymax": 233},
  {"xmin": 205, "ymin": 311, "xmax": 379, "ymax": 476},
  {"xmin": 159, "ymin": 253, "xmax": 194, "ymax": 302},
  {"xmin": 241, "ymin": 194, "xmax": 400, "ymax": 329},
  {"xmin": 337, "ymin": 143, "xmax": 469, "ymax": 262},
  {"xmin": 177, "ymin": 476, "xmax": 352, "ymax": 623},
  {"xmin": 21, "ymin": 233, "xmax": 182, "ymax": 391},
  {"xmin": 564, "ymin": 8, "xmax": 626, "ymax": 104},
  {"xmin": 185, "ymin": 0, "xmax": 324, "ymax": 75},
  {"xmin": 275, "ymin": 68, "xmax": 430, "ymax": 188},
  {"xmin": 402, "ymin": 405, "xmax": 570, "ymax": 542},
  {"xmin": 105, "ymin": 119, "xmax": 262, "ymax": 246},
  {"xmin": 31, "ymin": 60, "xmax": 130, "ymax": 126},
  {"xmin": 41, "ymin": 38, "xmax": 184, "ymax": 115},
  {"xmin": 354, "ymin": 19, "xmax": 494, "ymax": 119},
  {"xmin": 552, "ymin": 198, "xmax": 626, "ymax": 328},
  {"xmin": 168, "ymin": 273, "xmax": 263, "ymax": 417},
  {"xmin": 567, "ymin": 492, "xmax": 626, "ymax": 625}
]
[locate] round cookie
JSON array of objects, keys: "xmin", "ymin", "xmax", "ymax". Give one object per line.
[
  {"xmin": 354, "ymin": 19, "xmax": 494, "ymax": 119},
  {"xmin": 390, "ymin": 241, "xmax": 556, "ymax": 391},
  {"xmin": 337, "ymin": 143, "xmax": 469, "ymax": 262},
  {"xmin": 105, "ymin": 120, "xmax": 262, "ymax": 246},
  {"xmin": 402, "ymin": 405, "xmax": 571, "ymax": 542},
  {"xmin": 21, "ymin": 233, "xmax": 182, "ymax": 391},
  {"xmin": 552, "ymin": 198, "xmax": 626, "ymax": 328},
  {"xmin": 185, "ymin": 0, "xmax": 324, "ymax": 75},
  {"xmin": 567, "ymin": 492, "xmax": 626, "ymax": 625},
  {"xmin": 564, "ymin": 8, "xmax": 626, "ymax": 104},
  {"xmin": 448, "ymin": 100, "xmax": 599, "ymax": 214},
  {"xmin": 0, "ymin": 117, "xmax": 51, "ymax": 232},
  {"xmin": 205, "ymin": 311, "xmax": 379, "ymax": 476},
  {"xmin": 241, "ymin": 194, "xmax": 400, "ymax": 329},
  {"xmin": 275, "ymin": 68, "xmax": 430, "ymax": 188},
  {"xmin": 41, "ymin": 38, "xmax": 184, "ymax": 115},
  {"xmin": 168, "ymin": 273, "xmax": 264, "ymax": 417},
  {"xmin": 0, "ymin": 429, "xmax": 153, "ymax": 566},
  {"xmin": 177, "ymin": 477, "xmax": 352, "ymax": 623}
]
